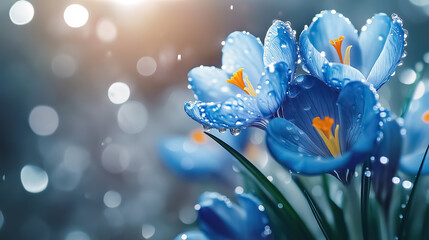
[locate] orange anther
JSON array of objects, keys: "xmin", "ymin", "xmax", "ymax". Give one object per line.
[
  {"xmin": 312, "ymin": 116, "xmax": 334, "ymax": 137},
  {"xmin": 330, "ymin": 36, "xmax": 345, "ymax": 64}
]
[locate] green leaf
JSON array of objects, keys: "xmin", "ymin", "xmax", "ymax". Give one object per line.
[
  {"xmin": 361, "ymin": 160, "xmax": 371, "ymax": 240},
  {"xmin": 294, "ymin": 177, "xmax": 337, "ymax": 240},
  {"xmin": 398, "ymin": 144, "xmax": 429, "ymax": 240},
  {"xmin": 205, "ymin": 132, "xmax": 315, "ymax": 240}
]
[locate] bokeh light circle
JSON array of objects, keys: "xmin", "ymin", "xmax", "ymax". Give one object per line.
[
  {"xmin": 108, "ymin": 82, "xmax": 130, "ymax": 104},
  {"xmin": 29, "ymin": 105, "xmax": 59, "ymax": 136},
  {"xmin": 117, "ymin": 101, "xmax": 148, "ymax": 134},
  {"xmin": 65, "ymin": 231, "xmax": 90, "ymax": 240},
  {"xmin": 0, "ymin": 210, "xmax": 4, "ymax": 230},
  {"xmin": 101, "ymin": 144, "xmax": 130, "ymax": 173},
  {"xmin": 96, "ymin": 19, "xmax": 117, "ymax": 42},
  {"xmin": 137, "ymin": 57, "xmax": 157, "ymax": 76},
  {"xmin": 9, "ymin": 1, "xmax": 34, "ymax": 25},
  {"xmin": 51, "ymin": 54, "xmax": 77, "ymax": 78},
  {"xmin": 64, "ymin": 4, "xmax": 89, "ymax": 28},
  {"xmin": 399, "ymin": 69, "xmax": 417, "ymax": 85},
  {"xmin": 103, "ymin": 190, "xmax": 122, "ymax": 208},
  {"xmin": 142, "ymin": 224, "xmax": 156, "ymax": 239},
  {"xmin": 20, "ymin": 165, "xmax": 49, "ymax": 193}
]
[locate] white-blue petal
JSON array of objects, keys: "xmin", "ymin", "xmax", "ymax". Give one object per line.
[
  {"xmin": 358, "ymin": 13, "xmax": 392, "ymax": 77},
  {"xmin": 257, "ymin": 62, "xmax": 291, "ymax": 118},
  {"xmin": 365, "ymin": 14, "xmax": 405, "ymax": 89},
  {"xmin": 322, "ymin": 62, "xmax": 366, "ymax": 90},
  {"xmin": 222, "ymin": 31, "xmax": 264, "ymax": 87},
  {"xmin": 299, "ymin": 27, "xmax": 328, "ymax": 80},
  {"xmin": 307, "ymin": 10, "xmax": 362, "ymax": 70},
  {"xmin": 184, "ymin": 96, "xmax": 263, "ymax": 129},
  {"xmin": 188, "ymin": 66, "xmax": 240, "ymax": 102},
  {"xmin": 263, "ymin": 20, "xmax": 298, "ymax": 70}
]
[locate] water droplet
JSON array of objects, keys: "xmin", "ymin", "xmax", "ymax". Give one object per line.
[
  {"xmin": 380, "ymin": 156, "xmax": 389, "ymax": 164},
  {"xmin": 230, "ymin": 128, "xmax": 241, "ymax": 136},
  {"xmin": 364, "ymin": 170, "xmax": 371, "ymax": 177}
]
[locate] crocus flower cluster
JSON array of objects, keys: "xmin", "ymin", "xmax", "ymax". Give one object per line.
[{"xmin": 167, "ymin": 10, "xmax": 429, "ymax": 240}]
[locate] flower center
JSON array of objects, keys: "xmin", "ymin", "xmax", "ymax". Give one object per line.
[
  {"xmin": 191, "ymin": 129, "xmax": 205, "ymax": 143},
  {"xmin": 329, "ymin": 36, "xmax": 352, "ymax": 65},
  {"xmin": 312, "ymin": 116, "xmax": 341, "ymax": 157},
  {"xmin": 422, "ymin": 110, "xmax": 429, "ymax": 124},
  {"xmin": 226, "ymin": 68, "xmax": 257, "ymax": 97}
]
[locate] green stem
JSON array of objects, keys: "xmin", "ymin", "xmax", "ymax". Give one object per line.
[{"xmin": 344, "ymin": 182, "xmax": 363, "ymax": 240}]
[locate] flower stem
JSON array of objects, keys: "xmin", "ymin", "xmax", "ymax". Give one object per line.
[{"xmin": 344, "ymin": 182, "xmax": 363, "ymax": 240}]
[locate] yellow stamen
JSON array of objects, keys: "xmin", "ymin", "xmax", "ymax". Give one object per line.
[
  {"xmin": 422, "ymin": 110, "xmax": 429, "ymax": 124},
  {"xmin": 191, "ymin": 129, "xmax": 205, "ymax": 143},
  {"xmin": 329, "ymin": 36, "xmax": 345, "ymax": 64},
  {"xmin": 226, "ymin": 69, "xmax": 257, "ymax": 97},
  {"xmin": 312, "ymin": 117, "xmax": 342, "ymax": 157},
  {"xmin": 344, "ymin": 45, "xmax": 352, "ymax": 65}
]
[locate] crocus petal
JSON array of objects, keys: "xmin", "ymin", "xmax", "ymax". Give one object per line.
[
  {"xmin": 358, "ymin": 13, "xmax": 392, "ymax": 77},
  {"xmin": 266, "ymin": 117, "xmax": 353, "ymax": 174},
  {"xmin": 263, "ymin": 20, "xmax": 298, "ymax": 70},
  {"xmin": 257, "ymin": 62, "xmax": 291, "ymax": 117},
  {"xmin": 299, "ymin": 27, "xmax": 327, "ymax": 80},
  {"xmin": 337, "ymin": 81, "xmax": 380, "ymax": 163},
  {"xmin": 236, "ymin": 193, "xmax": 272, "ymax": 239},
  {"xmin": 174, "ymin": 231, "xmax": 210, "ymax": 240},
  {"xmin": 281, "ymin": 75, "xmax": 340, "ymax": 157},
  {"xmin": 371, "ymin": 114, "xmax": 401, "ymax": 207},
  {"xmin": 365, "ymin": 14, "xmax": 405, "ymax": 89},
  {"xmin": 303, "ymin": 10, "xmax": 362, "ymax": 73},
  {"xmin": 188, "ymin": 66, "xmax": 240, "ymax": 102},
  {"xmin": 222, "ymin": 31, "xmax": 265, "ymax": 86},
  {"xmin": 321, "ymin": 62, "xmax": 366, "ymax": 90},
  {"xmin": 185, "ymin": 96, "xmax": 263, "ymax": 129},
  {"xmin": 400, "ymin": 88, "xmax": 429, "ymax": 174}
]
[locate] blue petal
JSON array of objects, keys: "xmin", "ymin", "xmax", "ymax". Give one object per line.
[
  {"xmin": 266, "ymin": 117, "xmax": 353, "ymax": 174},
  {"xmin": 299, "ymin": 27, "xmax": 327, "ymax": 80},
  {"xmin": 281, "ymin": 75, "xmax": 340, "ymax": 157},
  {"xmin": 371, "ymin": 114, "xmax": 401, "ymax": 205},
  {"xmin": 174, "ymin": 231, "xmax": 210, "ymax": 240},
  {"xmin": 257, "ymin": 62, "xmax": 291, "ymax": 117},
  {"xmin": 358, "ymin": 13, "xmax": 392, "ymax": 77},
  {"xmin": 236, "ymin": 193, "xmax": 271, "ymax": 240},
  {"xmin": 185, "ymin": 96, "xmax": 263, "ymax": 129},
  {"xmin": 337, "ymin": 81, "xmax": 380, "ymax": 163},
  {"xmin": 400, "ymin": 88, "xmax": 429, "ymax": 173},
  {"xmin": 321, "ymin": 62, "xmax": 366, "ymax": 90},
  {"xmin": 198, "ymin": 192, "xmax": 244, "ymax": 239},
  {"xmin": 365, "ymin": 14, "xmax": 405, "ymax": 89},
  {"xmin": 188, "ymin": 66, "xmax": 240, "ymax": 102},
  {"xmin": 263, "ymin": 20, "xmax": 298, "ymax": 70},
  {"xmin": 222, "ymin": 31, "xmax": 264, "ymax": 87},
  {"xmin": 302, "ymin": 10, "xmax": 362, "ymax": 75},
  {"xmin": 158, "ymin": 130, "xmax": 248, "ymax": 179}
]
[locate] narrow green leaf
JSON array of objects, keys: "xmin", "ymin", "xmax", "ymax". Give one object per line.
[
  {"xmin": 398, "ymin": 144, "xmax": 429, "ymax": 240},
  {"xmin": 361, "ymin": 160, "xmax": 371, "ymax": 240},
  {"xmin": 295, "ymin": 177, "xmax": 336, "ymax": 240},
  {"xmin": 322, "ymin": 175, "xmax": 349, "ymax": 239},
  {"xmin": 205, "ymin": 132, "xmax": 315, "ymax": 240}
]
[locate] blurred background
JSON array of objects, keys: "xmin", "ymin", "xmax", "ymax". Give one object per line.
[{"xmin": 1, "ymin": 0, "xmax": 428, "ymax": 239}]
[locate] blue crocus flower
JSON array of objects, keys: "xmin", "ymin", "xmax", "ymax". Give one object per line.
[
  {"xmin": 185, "ymin": 20, "xmax": 298, "ymax": 131},
  {"xmin": 175, "ymin": 192, "xmax": 272, "ymax": 240},
  {"xmin": 158, "ymin": 129, "xmax": 248, "ymax": 179},
  {"xmin": 299, "ymin": 10, "xmax": 406, "ymax": 90},
  {"xmin": 266, "ymin": 75, "xmax": 380, "ymax": 182},
  {"xmin": 400, "ymin": 83, "xmax": 429, "ymax": 174}
]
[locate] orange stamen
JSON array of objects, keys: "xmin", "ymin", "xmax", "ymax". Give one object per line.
[
  {"xmin": 312, "ymin": 116, "xmax": 334, "ymax": 137},
  {"xmin": 191, "ymin": 129, "xmax": 205, "ymax": 143},
  {"xmin": 226, "ymin": 69, "xmax": 257, "ymax": 97},
  {"xmin": 227, "ymin": 69, "xmax": 249, "ymax": 94},
  {"xmin": 422, "ymin": 110, "xmax": 429, "ymax": 124},
  {"xmin": 330, "ymin": 36, "xmax": 345, "ymax": 64}
]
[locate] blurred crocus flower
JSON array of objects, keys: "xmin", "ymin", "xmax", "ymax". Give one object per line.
[
  {"xmin": 185, "ymin": 20, "xmax": 298, "ymax": 132},
  {"xmin": 266, "ymin": 75, "xmax": 380, "ymax": 182},
  {"xmin": 175, "ymin": 192, "xmax": 272, "ymax": 240},
  {"xmin": 300, "ymin": 10, "xmax": 406, "ymax": 90},
  {"xmin": 158, "ymin": 129, "xmax": 248, "ymax": 179},
  {"xmin": 400, "ymin": 83, "xmax": 429, "ymax": 173}
]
